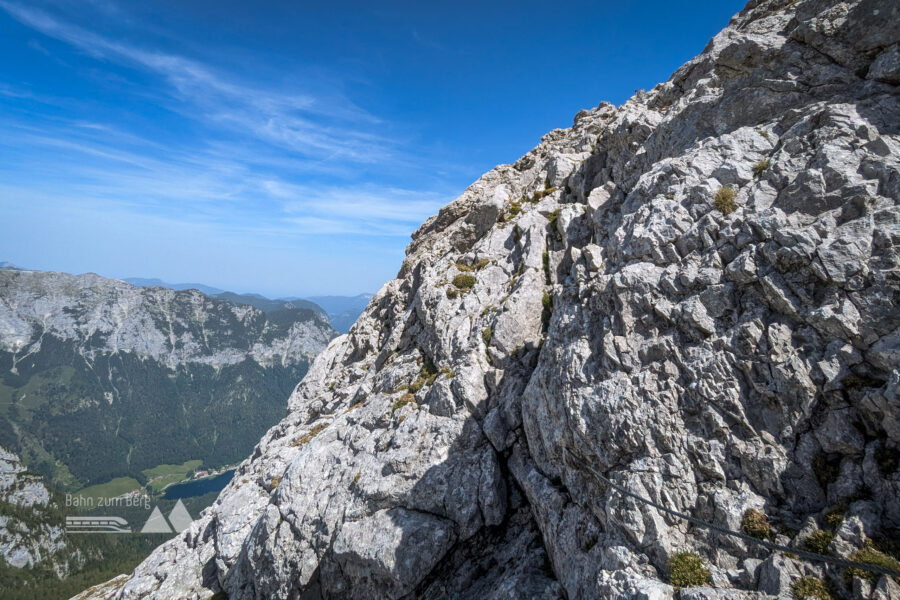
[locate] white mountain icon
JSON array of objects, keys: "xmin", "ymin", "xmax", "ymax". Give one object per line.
[
  {"xmin": 168, "ymin": 500, "xmax": 194, "ymax": 532},
  {"xmin": 140, "ymin": 506, "xmax": 173, "ymax": 533}
]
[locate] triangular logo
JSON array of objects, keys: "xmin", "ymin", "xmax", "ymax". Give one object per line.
[
  {"xmin": 168, "ymin": 499, "xmax": 194, "ymax": 533},
  {"xmin": 141, "ymin": 506, "xmax": 173, "ymax": 533}
]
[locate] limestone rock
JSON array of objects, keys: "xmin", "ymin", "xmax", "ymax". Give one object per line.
[{"xmin": 79, "ymin": 1, "xmax": 900, "ymax": 598}]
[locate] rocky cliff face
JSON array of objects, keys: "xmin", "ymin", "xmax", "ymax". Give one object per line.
[
  {"xmin": 0, "ymin": 446, "xmax": 74, "ymax": 575},
  {"xmin": 79, "ymin": 1, "xmax": 899, "ymax": 598},
  {"xmin": 0, "ymin": 270, "xmax": 331, "ymax": 369},
  {"xmin": 0, "ymin": 269, "xmax": 335, "ymax": 490}
]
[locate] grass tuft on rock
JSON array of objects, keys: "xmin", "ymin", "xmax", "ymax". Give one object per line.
[
  {"xmin": 482, "ymin": 327, "xmax": 492, "ymax": 345},
  {"xmin": 452, "ymin": 273, "xmax": 476, "ymax": 290},
  {"xmin": 791, "ymin": 576, "xmax": 833, "ymax": 600},
  {"xmin": 845, "ymin": 544, "xmax": 900, "ymax": 584},
  {"xmin": 292, "ymin": 422, "xmax": 328, "ymax": 447},
  {"xmin": 455, "ymin": 258, "xmax": 490, "ymax": 272},
  {"xmin": 803, "ymin": 530, "xmax": 834, "ymax": 555},
  {"xmin": 532, "ymin": 187, "xmax": 558, "ymax": 202},
  {"xmin": 752, "ymin": 159, "xmax": 771, "ymax": 177},
  {"xmin": 713, "ymin": 187, "xmax": 737, "ymax": 215},
  {"xmin": 824, "ymin": 505, "xmax": 845, "ymax": 530},
  {"xmin": 742, "ymin": 508, "xmax": 771, "ymax": 540},
  {"xmin": 391, "ymin": 393, "xmax": 416, "ymax": 414},
  {"xmin": 668, "ymin": 552, "xmax": 711, "ymax": 588}
]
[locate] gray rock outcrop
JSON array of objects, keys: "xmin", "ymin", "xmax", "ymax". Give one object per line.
[
  {"xmin": 77, "ymin": 0, "xmax": 899, "ymax": 598},
  {"xmin": 0, "ymin": 270, "xmax": 333, "ymax": 368},
  {"xmin": 0, "ymin": 446, "xmax": 76, "ymax": 575}
]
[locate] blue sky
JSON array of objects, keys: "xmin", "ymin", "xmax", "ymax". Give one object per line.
[{"xmin": 0, "ymin": 0, "xmax": 744, "ymax": 297}]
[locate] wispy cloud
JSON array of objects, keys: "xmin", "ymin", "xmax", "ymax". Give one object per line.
[
  {"xmin": 0, "ymin": 0, "xmax": 394, "ymax": 163},
  {"xmin": 0, "ymin": 112, "xmax": 449, "ymax": 236},
  {"xmin": 0, "ymin": 0, "xmax": 463, "ymax": 243}
]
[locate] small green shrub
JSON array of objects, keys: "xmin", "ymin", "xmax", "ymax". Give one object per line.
[
  {"xmin": 668, "ymin": 552, "xmax": 711, "ymax": 588},
  {"xmin": 439, "ymin": 366, "xmax": 455, "ymax": 378},
  {"xmin": 455, "ymin": 258, "xmax": 490, "ymax": 272},
  {"xmin": 775, "ymin": 521, "xmax": 800, "ymax": 538},
  {"xmin": 421, "ymin": 359, "xmax": 438, "ymax": 385},
  {"xmin": 392, "ymin": 393, "xmax": 416, "ymax": 413},
  {"xmin": 791, "ymin": 576, "xmax": 833, "ymax": 600},
  {"xmin": 541, "ymin": 292, "xmax": 553, "ymax": 333},
  {"xmin": 846, "ymin": 544, "xmax": 900, "ymax": 584},
  {"xmin": 446, "ymin": 288, "xmax": 459, "ymax": 299},
  {"xmin": 752, "ymin": 159, "xmax": 771, "ymax": 177},
  {"xmin": 509, "ymin": 200, "xmax": 522, "ymax": 216},
  {"xmin": 803, "ymin": 530, "xmax": 834, "ymax": 555},
  {"xmin": 452, "ymin": 273, "xmax": 476, "ymax": 290},
  {"xmin": 269, "ymin": 476, "xmax": 282, "ymax": 491},
  {"xmin": 824, "ymin": 506, "xmax": 845, "ymax": 530},
  {"xmin": 407, "ymin": 359, "xmax": 439, "ymax": 393},
  {"xmin": 482, "ymin": 327, "xmax": 492, "ymax": 345},
  {"xmin": 548, "ymin": 209, "xmax": 559, "ymax": 225},
  {"xmin": 713, "ymin": 187, "xmax": 737, "ymax": 215},
  {"xmin": 742, "ymin": 508, "xmax": 771, "ymax": 540},
  {"xmin": 874, "ymin": 537, "xmax": 900, "ymax": 561},
  {"xmin": 532, "ymin": 187, "xmax": 557, "ymax": 202}
]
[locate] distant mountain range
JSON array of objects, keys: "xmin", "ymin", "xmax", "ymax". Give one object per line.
[
  {"xmin": 119, "ymin": 277, "xmax": 225, "ymax": 296},
  {"xmin": 0, "ymin": 268, "xmax": 337, "ymax": 491},
  {"xmin": 122, "ymin": 278, "xmax": 327, "ymax": 316},
  {"xmin": 123, "ymin": 277, "xmax": 371, "ymax": 333},
  {"xmin": 1, "ymin": 266, "xmax": 371, "ymax": 333}
]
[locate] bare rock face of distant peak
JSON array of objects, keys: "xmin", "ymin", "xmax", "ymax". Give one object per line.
[
  {"xmin": 1, "ymin": 270, "xmax": 332, "ymax": 369},
  {"xmin": 0, "ymin": 269, "xmax": 336, "ymax": 492},
  {"xmin": 80, "ymin": 1, "xmax": 899, "ymax": 598}
]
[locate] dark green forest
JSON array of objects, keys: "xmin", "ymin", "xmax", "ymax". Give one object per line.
[{"xmin": 0, "ymin": 335, "xmax": 307, "ymax": 489}]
